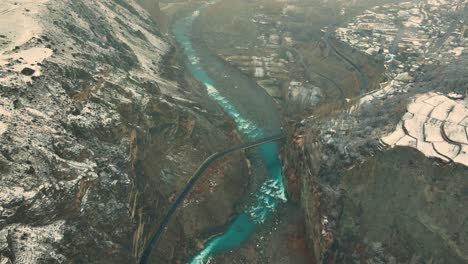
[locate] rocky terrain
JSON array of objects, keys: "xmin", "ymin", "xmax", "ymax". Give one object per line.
[
  {"xmin": 166, "ymin": 0, "xmax": 467, "ymax": 263},
  {"xmin": 283, "ymin": 0, "xmax": 467, "ymax": 263},
  {"xmin": 0, "ymin": 0, "xmax": 466, "ymax": 263},
  {"xmin": 0, "ymin": 0, "xmax": 251, "ymax": 263}
]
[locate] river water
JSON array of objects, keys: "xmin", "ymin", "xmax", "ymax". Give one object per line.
[{"xmin": 173, "ymin": 6, "xmax": 287, "ymax": 263}]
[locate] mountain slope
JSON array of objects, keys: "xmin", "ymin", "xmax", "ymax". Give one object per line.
[{"xmin": 0, "ymin": 0, "xmax": 248, "ymax": 263}]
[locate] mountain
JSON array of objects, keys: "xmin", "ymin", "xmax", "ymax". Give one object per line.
[{"xmin": 0, "ymin": 0, "xmax": 248, "ymax": 263}]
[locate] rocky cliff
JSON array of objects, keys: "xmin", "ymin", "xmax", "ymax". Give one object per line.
[
  {"xmin": 283, "ymin": 0, "xmax": 467, "ymax": 263},
  {"xmin": 0, "ymin": 0, "xmax": 248, "ymax": 263}
]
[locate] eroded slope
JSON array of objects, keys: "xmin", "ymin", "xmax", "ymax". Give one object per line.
[{"xmin": 0, "ymin": 0, "xmax": 248, "ymax": 263}]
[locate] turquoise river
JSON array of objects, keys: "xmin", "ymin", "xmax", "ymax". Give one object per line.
[{"xmin": 173, "ymin": 5, "xmax": 287, "ymax": 263}]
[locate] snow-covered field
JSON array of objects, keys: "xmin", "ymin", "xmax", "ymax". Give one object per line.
[{"xmin": 381, "ymin": 92, "xmax": 468, "ymax": 166}]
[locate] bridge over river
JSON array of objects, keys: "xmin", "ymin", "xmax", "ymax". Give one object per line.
[
  {"xmin": 139, "ymin": 134, "xmax": 286, "ymax": 264},
  {"xmin": 140, "ymin": 2, "xmax": 288, "ymax": 262}
]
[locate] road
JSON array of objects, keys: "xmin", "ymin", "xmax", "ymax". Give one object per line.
[
  {"xmin": 324, "ymin": 29, "xmax": 369, "ymax": 95},
  {"xmin": 138, "ymin": 133, "xmax": 286, "ymax": 264},
  {"xmin": 283, "ymin": 45, "xmax": 346, "ymax": 103}
]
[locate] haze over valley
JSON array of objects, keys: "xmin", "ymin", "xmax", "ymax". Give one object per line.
[{"xmin": 0, "ymin": 0, "xmax": 466, "ymax": 263}]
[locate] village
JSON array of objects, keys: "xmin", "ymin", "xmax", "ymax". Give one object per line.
[{"xmin": 335, "ymin": 0, "xmax": 466, "ymax": 104}]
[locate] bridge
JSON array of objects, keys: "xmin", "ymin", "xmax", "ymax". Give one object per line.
[{"xmin": 138, "ymin": 133, "xmax": 286, "ymax": 264}]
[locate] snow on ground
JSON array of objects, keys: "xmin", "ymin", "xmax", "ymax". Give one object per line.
[
  {"xmin": 0, "ymin": 0, "xmax": 49, "ymax": 50},
  {"xmin": 338, "ymin": 0, "xmax": 464, "ymax": 112},
  {"xmin": 0, "ymin": 47, "xmax": 52, "ymax": 66},
  {"xmin": 381, "ymin": 92, "xmax": 468, "ymax": 166},
  {"xmin": 0, "ymin": 0, "xmax": 52, "ymax": 84},
  {"xmin": 94, "ymin": 0, "xmax": 168, "ymax": 70},
  {"xmin": 7, "ymin": 221, "xmax": 66, "ymax": 263},
  {"xmin": 451, "ymin": 47, "xmax": 464, "ymax": 57},
  {"xmin": 0, "ymin": 122, "xmax": 7, "ymax": 136}
]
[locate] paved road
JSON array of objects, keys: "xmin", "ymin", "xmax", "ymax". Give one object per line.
[
  {"xmin": 324, "ymin": 29, "xmax": 369, "ymax": 95},
  {"xmin": 138, "ymin": 133, "xmax": 286, "ymax": 264}
]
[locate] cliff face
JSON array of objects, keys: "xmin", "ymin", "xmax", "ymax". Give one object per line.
[
  {"xmin": 283, "ymin": 127, "xmax": 324, "ymax": 263},
  {"xmin": 285, "ymin": 99, "xmax": 468, "ymax": 264},
  {"xmin": 0, "ymin": 0, "xmax": 248, "ymax": 263},
  {"xmin": 282, "ymin": 1, "xmax": 468, "ymax": 262},
  {"xmin": 338, "ymin": 148, "xmax": 468, "ymax": 263},
  {"xmin": 283, "ymin": 121, "xmax": 344, "ymax": 264}
]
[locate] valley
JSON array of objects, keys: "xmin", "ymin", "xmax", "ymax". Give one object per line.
[{"xmin": 0, "ymin": 0, "xmax": 466, "ymax": 264}]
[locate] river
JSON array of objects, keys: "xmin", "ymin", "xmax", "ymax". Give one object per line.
[{"xmin": 172, "ymin": 5, "xmax": 287, "ymax": 264}]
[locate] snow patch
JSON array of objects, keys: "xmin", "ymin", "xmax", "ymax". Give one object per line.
[{"xmin": 381, "ymin": 92, "xmax": 468, "ymax": 166}]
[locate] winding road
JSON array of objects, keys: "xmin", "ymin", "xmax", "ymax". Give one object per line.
[
  {"xmin": 284, "ymin": 45, "xmax": 346, "ymax": 103},
  {"xmin": 138, "ymin": 133, "xmax": 286, "ymax": 264},
  {"xmin": 324, "ymin": 29, "xmax": 369, "ymax": 94}
]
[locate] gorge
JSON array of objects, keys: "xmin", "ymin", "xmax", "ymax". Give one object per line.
[{"xmin": 0, "ymin": 0, "xmax": 466, "ymax": 264}]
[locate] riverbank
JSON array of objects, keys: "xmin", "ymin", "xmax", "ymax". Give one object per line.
[
  {"xmin": 167, "ymin": 4, "xmax": 295, "ymax": 263},
  {"xmin": 126, "ymin": 2, "xmax": 256, "ymax": 263}
]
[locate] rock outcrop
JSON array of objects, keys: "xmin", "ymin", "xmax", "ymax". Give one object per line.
[
  {"xmin": 283, "ymin": 0, "xmax": 467, "ymax": 263},
  {"xmin": 0, "ymin": 0, "xmax": 248, "ymax": 263}
]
